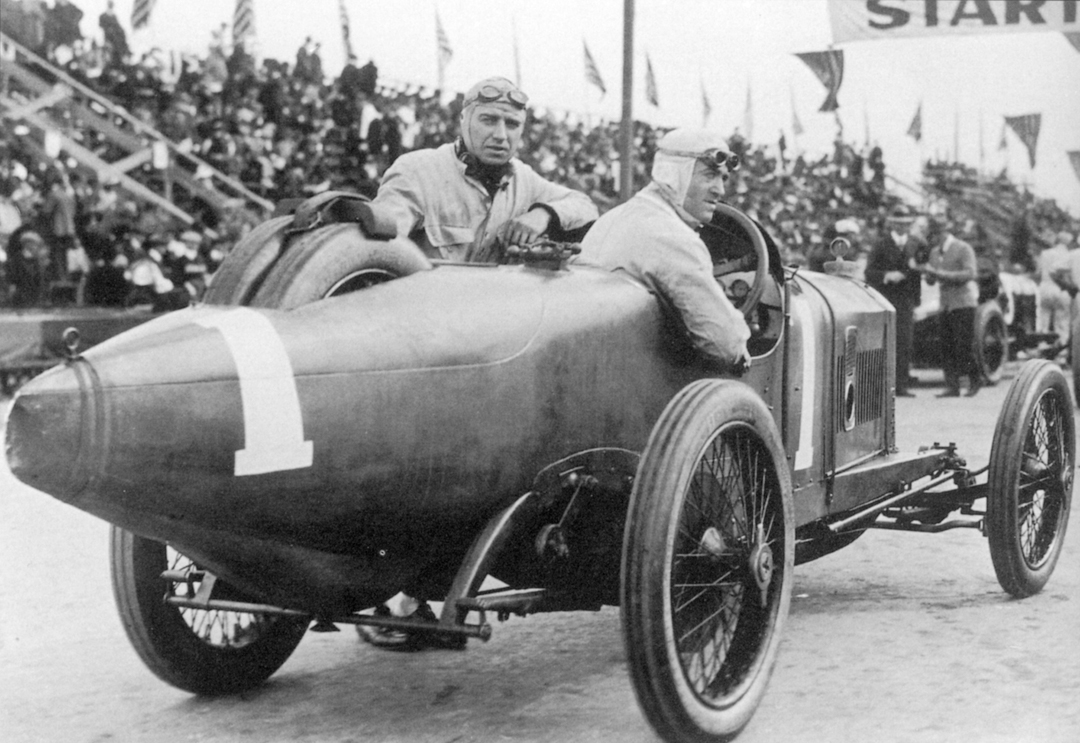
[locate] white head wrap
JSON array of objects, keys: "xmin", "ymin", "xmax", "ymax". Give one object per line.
[{"xmin": 651, "ymin": 129, "xmax": 731, "ymax": 227}]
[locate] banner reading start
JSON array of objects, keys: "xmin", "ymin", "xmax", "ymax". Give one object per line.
[{"xmin": 829, "ymin": 0, "xmax": 1080, "ymax": 43}]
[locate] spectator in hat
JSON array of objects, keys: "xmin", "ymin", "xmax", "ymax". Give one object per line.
[
  {"xmin": 370, "ymin": 76, "xmax": 598, "ymax": 263},
  {"xmin": 865, "ymin": 205, "xmax": 923, "ymax": 396}
]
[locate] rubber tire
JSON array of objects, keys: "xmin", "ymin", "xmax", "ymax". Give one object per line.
[
  {"xmin": 986, "ymin": 361, "xmax": 1075, "ymax": 598},
  {"xmin": 202, "ymin": 215, "xmax": 294, "ymax": 306},
  {"xmin": 110, "ymin": 527, "xmax": 309, "ymax": 694},
  {"xmin": 1070, "ymin": 301, "xmax": 1080, "ymax": 404},
  {"xmin": 249, "ymin": 224, "xmax": 431, "ymax": 310},
  {"xmin": 622, "ymin": 379, "xmax": 794, "ymax": 743},
  {"xmin": 973, "ymin": 301, "xmax": 1008, "ymax": 385}
]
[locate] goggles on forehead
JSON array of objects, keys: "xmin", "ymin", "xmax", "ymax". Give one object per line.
[
  {"xmin": 465, "ymin": 84, "xmax": 529, "ymax": 110},
  {"xmin": 660, "ymin": 147, "xmax": 740, "ymax": 172}
]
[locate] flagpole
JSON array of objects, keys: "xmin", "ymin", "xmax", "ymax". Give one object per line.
[{"xmin": 618, "ymin": 0, "xmax": 634, "ymax": 203}]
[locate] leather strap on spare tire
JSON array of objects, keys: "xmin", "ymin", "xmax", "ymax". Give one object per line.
[{"xmin": 284, "ymin": 191, "xmax": 398, "ymax": 240}]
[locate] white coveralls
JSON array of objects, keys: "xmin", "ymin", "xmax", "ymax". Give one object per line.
[
  {"xmin": 576, "ymin": 182, "xmax": 750, "ymax": 368},
  {"xmin": 372, "ymin": 142, "xmax": 597, "ymax": 262}
]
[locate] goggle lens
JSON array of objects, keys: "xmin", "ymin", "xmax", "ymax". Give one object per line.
[{"xmin": 472, "ymin": 84, "xmax": 529, "ymax": 109}]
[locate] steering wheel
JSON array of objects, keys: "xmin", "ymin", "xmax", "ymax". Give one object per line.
[{"xmin": 710, "ymin": 203, "xmax": 770, "ymax": 318}]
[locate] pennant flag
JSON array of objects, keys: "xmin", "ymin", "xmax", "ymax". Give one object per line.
[
  {"xmin": 795, "ymin": 49, "xmax": 844, "ymax": 112},
  {"xmin": 1066, "ymin": 33, "xmax": 1080, "ymax": 53},
  {"xmin": 790, "ymin": 86, "xmax": 804, "ymax": 136},
  {"xmin": 743, "ymin": 82, "xmax": 753, "ymax": 141},
  {"xmin": 338, "ymin": 0, "xmax": 355, "ymax": 62},
  {"xmin": 512, "ymin": 17, "xmax": 522, "ymax": 88},
  {"xmin": 435, "ymin": 11, "xmax": 453, "ymax": 87},
  {"xmin": 583, "ymin": 41, "xmax": 606, "ymax": 96},
  {"xmin": 1004, "ymin": 113, "xmax": 1041, "ymax": 168},
  {"xmin": 233, "ymin": 0, "xmax": 255, "ymax": 49},
  {"xmin": 1068, "ymin": 151, "xmax": 1080, "ymax": 185},
  {"xmin": 701, "ymin": 79, "xmax": 712, "ymax": 127},
  {"xmin": 645, "ymin": 54, "xmax": 659, "ymax": 107},
  {"xmin": 131, "ymin": 0, "xmax": 158, "ymax": 30},
  {"xmin": 906, "ymin": 102, "xmax": 922, "ymax": 142}
]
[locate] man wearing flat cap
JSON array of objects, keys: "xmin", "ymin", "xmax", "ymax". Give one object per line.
[
  {"xmin": 865, "ymin": 204, "xmax": 924, "ymax": 396},
  {"xmin": 576, "ymin": 128, "xmax": 750, "ymax": 372},
  {"xmin": 371, "ymin": 76, "xmax": 597, "ymax": 262}
]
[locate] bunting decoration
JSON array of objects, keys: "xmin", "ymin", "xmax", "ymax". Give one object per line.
[
  {"xmin": 583, "ymin": 41, "xmax": 606, "ymax": 96},
  {"xmin": 131, "ymin": 0, "xmax": 158, "ymax": 30},
  {"xmin": 435, "ymin": 11, "xmax": 453, "ymax": 88},
  {"xmin": 1004, "ymin": 113, "xmax": 1041, "ymax": 168},
  {"xmin": 1068, "ymin": 151, "xmax": 1080, "ymax": 185},
  {"xmin": 795, "ymin": 49, "xmax": 844, "ymax": 112},
  {"xmin": 906, "ymin": 102, "xmax": 922, "ymax": 142},
  {"xmin": 233, "ymin": 0, "xmax": 255, "ymax": 50},
  {"xmin": 701, "ymin": 79, "xmax": 712, "ymax": 127},
  {"xmin": 338, "ymin": 0, "xmax": 355, "ymax": 63},
  {"xmin": 645, "ymin": 54, "xmax": 659, "ymax": 107}
]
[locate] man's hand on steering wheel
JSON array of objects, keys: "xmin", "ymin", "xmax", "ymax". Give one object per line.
[{"xmin": 498, "ymin": 208, "xmax": 551, "ymax": 247}]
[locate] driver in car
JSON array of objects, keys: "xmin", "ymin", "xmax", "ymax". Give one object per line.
[
  {"xmin": 576, "ymin": 128, "xmax": 751, "ymax": 372},
  {"xmin": 370, "ymin": 76, "xmax": 597, "ymax": 262}
]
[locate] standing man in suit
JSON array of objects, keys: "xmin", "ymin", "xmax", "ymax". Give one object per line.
[
  {"xmin": 921, "ymin": 217, "xmax": 981, "ymax": 397},
  {"xmin": 865, "ymin": 205, "xmax": 925, "ymax": 396}
]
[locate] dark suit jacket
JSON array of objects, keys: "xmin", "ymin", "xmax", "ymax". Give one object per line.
[{"xmin": 865, "ymin": 232, "xmax": 923, "ymax": 306}]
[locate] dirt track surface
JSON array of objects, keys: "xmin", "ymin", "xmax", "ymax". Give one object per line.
[{"xmin": 2, "ymin": 364, "xmax": 1078, "ymax": 743}]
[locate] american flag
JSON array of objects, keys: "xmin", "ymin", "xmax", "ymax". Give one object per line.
[
  {"xmin": 131, "ymin": 0, "xmax": 158, "ymax": 30},
  {"xmin": 233, "ymin": 0, "xmax": 255, "ymax": 49},
  {"xmin": 644, "ymin": 54, "xmax": 658, "ymax": 107},
  {"xmin": 436, "ymin": 12, "xmax": 453, "ymax": 76},
  {"xmin": 583, "ymin": 40, "xmax": 605, "ymax": 96},
  {"xmin": 339, "ymin": 0, "xmax": 355, "ymax": 62}
]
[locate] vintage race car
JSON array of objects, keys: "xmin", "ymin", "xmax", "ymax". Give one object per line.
[{"xmin": 5, "ymin": 193, "xmax": 1075, "ymax": 743}]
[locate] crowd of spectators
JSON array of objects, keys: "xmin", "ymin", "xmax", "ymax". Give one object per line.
[{"xmin": 1, "ymin": 0, "xmax": 1077, "ymax": 313}]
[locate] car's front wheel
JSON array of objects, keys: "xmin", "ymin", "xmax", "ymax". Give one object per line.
[
  {"xmin": 110, "ymin": 528, "xmax": 309, "ymax": 694},
  {"xmin": 986, "ymin": 361, "xmax": 1074, "ymax": 597},
  {"xmin": 621, "ymin": 380, "xmax": 793, "ymax": 742}
]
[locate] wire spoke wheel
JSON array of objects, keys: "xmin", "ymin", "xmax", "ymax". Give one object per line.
[
  {"xmin": 166, "ymin": 548, "xmax": 277, "ymax": 651},
  {"xmin": 110, "ymin": 527, "xmax": 309, "ymax": 694},
  {"xmin": 623, "ymin": 380, "xmax": 793, "ymax": 742},
  {"xmin": 987, "ymin": 361, "xmax": 1074, "ymax": 597}
]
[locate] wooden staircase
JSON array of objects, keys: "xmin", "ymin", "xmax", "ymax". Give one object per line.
[{"xmin": 0, "ymin": 32, "xmax": 273, "ymax": 230}]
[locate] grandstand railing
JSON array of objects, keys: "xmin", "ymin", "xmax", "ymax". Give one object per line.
[{"xmin": 0, "ymin": 32, "xmax": 274, "ymax": 227}]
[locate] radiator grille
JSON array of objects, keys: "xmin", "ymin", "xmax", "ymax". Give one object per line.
[{"xmin": 834, "ymin": 348, "xmax": 887, "ymax": 430}]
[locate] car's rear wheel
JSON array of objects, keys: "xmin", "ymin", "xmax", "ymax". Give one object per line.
[
  {"xmin": 986, "ymin": 361, "xmax": 1074, "ymax": 597},
  {"xmin": 110, "ymin": 527, "xmax": 309, "ymax": 694},
  {"xmin": 249, "ymin": 224, "xmax": 430, "ymax": 309},
  {"xmin": 622, "ymin": 380, "xmax": 793, "ymax": 743},
  {"xmin": 202, "ymin": 215, "xmax": 293, "ymax": 306},
  {"xmin": 974, "ymin": 301, "xmax": 1008, "ymax": 384}
]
